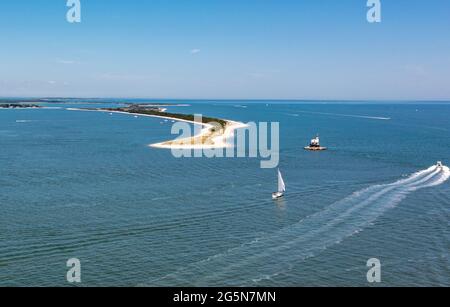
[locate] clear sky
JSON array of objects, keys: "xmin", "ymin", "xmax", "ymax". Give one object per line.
[{"xmin": 0, "ymin": 0, "xmax": 449, "ymax": 100}]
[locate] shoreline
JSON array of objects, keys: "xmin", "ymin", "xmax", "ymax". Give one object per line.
[
  {"xmin": 67, "ymin": 108, "xmax": 247, "ymax": 149},
  {"xmin": 151, "ymin": 119, "xmax": 248, "ymax": 149}
]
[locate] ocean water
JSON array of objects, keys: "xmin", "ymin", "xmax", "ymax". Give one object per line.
[{"xmin": 0, "ymin": 101, "xmax": 449, "ymax": 287}]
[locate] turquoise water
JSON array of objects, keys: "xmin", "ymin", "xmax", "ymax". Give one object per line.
[{"xmin": 0, "ymin": 101, "xmax": 449, "ymax": 286}]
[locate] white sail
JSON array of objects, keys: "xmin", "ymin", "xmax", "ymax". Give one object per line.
[{"xmin": 278, "ymin": 169, "xmax": 286, "ymax": 193}]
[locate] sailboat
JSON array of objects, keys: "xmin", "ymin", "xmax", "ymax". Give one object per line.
[{"xmin": 272, "ymin": 169, "xmax": 286, "ymax": 200}]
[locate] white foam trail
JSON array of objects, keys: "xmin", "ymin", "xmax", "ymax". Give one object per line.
[
  {"xmin": 415, "ymin": 166, "xmax": 449, "ymax": 189},
  {"xmin": 294, "ymin": 110, "xmax": 391, "ymax": 120},
  {"xmin": 147, "ymin": 164, "xmax": 449, "ymax": 286}
]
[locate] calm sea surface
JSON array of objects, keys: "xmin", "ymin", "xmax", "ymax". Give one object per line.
[{"xmin": 1, "ymin": 101, "xmax": 449, "ymax": 286}]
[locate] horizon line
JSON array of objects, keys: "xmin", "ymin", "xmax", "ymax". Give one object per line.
[{"xmin": 1, "ymin": 96, "xmax": 450, "ymax": 103}]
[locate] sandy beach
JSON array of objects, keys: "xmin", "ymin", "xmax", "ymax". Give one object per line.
[
  {"xmin": 67, "ymin": 107, "xmax": 247, "ymax": 149},
  {"xmin": 151, "ymin": 119, "xmax": 248, "ymax": 149}
]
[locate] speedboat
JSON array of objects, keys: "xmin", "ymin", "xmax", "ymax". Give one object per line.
[{"xmin": 437, "ymin": 161, "xmax": 443, "ymax": 169}]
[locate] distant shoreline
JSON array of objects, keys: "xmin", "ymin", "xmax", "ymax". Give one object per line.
[
  {"xmin": 2, "ymin": 98, "xmax": 450, "ymax": 105},
  {"xmin": 0, "ymin": 103, "xmax": 41, "ymax": 109}
]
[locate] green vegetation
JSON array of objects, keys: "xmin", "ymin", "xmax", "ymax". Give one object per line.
[
  {"xmin": 103, "ymin": 106, "xmax": 228, "ymax": 128},
  {"xmin": 0, "ymin": 103, "xmax": 41, "ymax": 109}
]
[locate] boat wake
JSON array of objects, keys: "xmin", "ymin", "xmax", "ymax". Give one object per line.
[
  {"xmin": 294, "ymin": 110, "xmax": 391, "ymax": 120},
  {"xmin": 148, "ymin": 164, "xmax": 449, "ymax": 286}
]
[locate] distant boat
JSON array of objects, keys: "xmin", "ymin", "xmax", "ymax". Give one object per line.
[
  {"xmin": 304, "ymin": 134, "xmax": 327, "ymax": 151},
  {"xmin": 272, "ymin": 169, "xmax": 286, "ymax": 200},
  {"xmin": 437, "ymin": 161, "xmax": 443, "ymax": 169}
]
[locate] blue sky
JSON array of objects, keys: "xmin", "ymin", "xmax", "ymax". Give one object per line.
[{"xmin": 0, "ymin": 0, "xmax": 449, "ymax": 100}]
